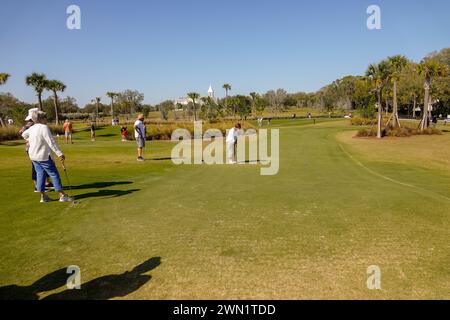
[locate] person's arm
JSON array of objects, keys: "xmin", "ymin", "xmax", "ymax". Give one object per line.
[
  {"xmin": 22, "ymin": 129, "xmax": 30, "ymax": 140},
  {"xmin": 43, "ymin": 126, "xmax": 64, "ymax": 158}
]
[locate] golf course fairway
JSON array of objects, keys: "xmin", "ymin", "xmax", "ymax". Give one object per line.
[{"xmin": 0, "ymin": 119, "xmax": 449, "ymax": 299}]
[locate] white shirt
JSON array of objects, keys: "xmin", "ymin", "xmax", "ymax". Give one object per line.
[
  {"xmin": 226, "ymin": 127, "xmax": 239, "ymax": 143},
  {"xmin": 134, "ymin": 120, "xmax": 146, "ymax": 139},
  {"xmin": 22, "ymin": 123, "xmax": 63, "ymax": 161}
]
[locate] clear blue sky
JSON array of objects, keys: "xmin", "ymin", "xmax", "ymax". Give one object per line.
[{"xmin": 0, "ymin": 0, "xmax": 449, "ymax": 106}]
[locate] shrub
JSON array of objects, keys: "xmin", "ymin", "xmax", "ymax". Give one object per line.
[
  {"xmin": 350, "ymin": 117, "xmax": 377, "ymax": 126},
  {"xmin": 355, "ymin": 124, "xmax": 442, "ymax": 138}
]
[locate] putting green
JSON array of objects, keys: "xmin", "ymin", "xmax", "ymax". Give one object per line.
[{"xmin": 0, "ymin": 119, "xmax": 449, "ymax": 299}]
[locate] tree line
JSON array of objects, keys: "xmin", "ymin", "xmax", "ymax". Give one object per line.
[{"xmin": 0, "ymin": 48, "xmax": 448, "ymax": 128}]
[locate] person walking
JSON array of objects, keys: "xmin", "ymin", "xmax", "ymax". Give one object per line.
[
  {"xmin": 63, "ymin": 119, "xmax": 73, "ymax": 144},
  {"xmin": 226, "ymin": 123, "xmax": 241, "ymax": 164},
  {"xmin": 22, "ymin": 111, "xmax": 73, "ymax": 203},
  {"xmin": 134, "ymin": 114, "xmax": 146, "ymax": 161}
]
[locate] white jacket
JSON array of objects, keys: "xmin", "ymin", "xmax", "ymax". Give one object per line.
[
  {"xmin": 226, "ymin": 127, "xmax": 240, "ymax": 143},
  {"xmin": 22, "ymin": 123, "xmax": 63, "ymax": 161}
]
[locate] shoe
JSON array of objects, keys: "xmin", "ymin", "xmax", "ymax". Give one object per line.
[
  {"xmin": 137, "ymin": 157, "xmax": 144, "ymax": 162},
  {"xmin": 45, "ymin": 183, "xmax": 55, "ymax": 190},
  {"xmin": 59, "ymin": 194, "xmax": 74, "ymax": 202},
  {"xmin": 40, "ymin": 195, "xmax": 51, "ymax": 203},
  {"xmin": 228, "ymin": 160, "xmax": 236, "ymax": 164}
]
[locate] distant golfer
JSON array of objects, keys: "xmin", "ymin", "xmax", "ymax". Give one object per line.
[
  {"xmin": 63, "ymin": 119, "xmax": 73, "ymax": 144},
  {"xmin": 226, "ymin": 123, "xmax": 241, "ymax": 164},
  {"xmin": 90, "ymin": 121, "xmax": 96, "ymax": 141},
  {"xmin": 134, "ymin": 114, "xmax": 146, "ymax": 161},
  {"xmin": 120, "ymin": 125, "xmax": 128, "ymax": 142},
  {"xmin": 22, "ymin": 111, "xmax": 73, "ymax": 203}
]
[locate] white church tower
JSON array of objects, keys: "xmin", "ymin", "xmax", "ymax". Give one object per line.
[{"xmin": 208, "ymin": 84, "xmax": 214, "ymax": 99}]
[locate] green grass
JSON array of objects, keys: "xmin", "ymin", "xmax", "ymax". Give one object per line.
[{"xmin": 0, "ymin": 119, "xmax": 449, "ymax": 299}]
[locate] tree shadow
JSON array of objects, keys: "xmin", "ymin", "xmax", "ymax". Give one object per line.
[
  {"xmin": 75, "ymin": 189, "xmax": 140, "ymax": 200},
  {"xmin": 70, "ymin": 181, "xmax": 133, "ymax": 190},
  {"xmin": 0, "ymin": 257, "xmax": 161, "ymax": 300}
]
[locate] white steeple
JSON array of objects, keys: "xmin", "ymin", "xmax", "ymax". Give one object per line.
[{"xmin": 208, "ymin": 84, "xmax": 214, "ymax": 98}]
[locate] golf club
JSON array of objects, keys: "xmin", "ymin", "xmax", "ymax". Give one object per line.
[{"xmin": 61, "ymin": 160, "xmax": 75, "ymax": 201}]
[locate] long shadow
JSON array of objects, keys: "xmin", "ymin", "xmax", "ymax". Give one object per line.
[
  {"xmin": 0, "ymin": 268, "xmax": 69, "ymax": 300},
  {"xmin": 0, "ymin": 257, "xmax": 161, "ymax": 300},
  {"xmin": 70, "ymin": 181, "xmax": 133, "ymax": 190},
  {"xmin": 75, "ymin": 189, "xmax": 140, "ymax": 200}
]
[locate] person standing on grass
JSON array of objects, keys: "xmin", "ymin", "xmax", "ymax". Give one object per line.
[
  {"xmin": 134, "ymin": 114, "xmax": 146, "ymax": 161},
  {"xmin": 22, "ymin": 111, "xmax": 73, "ymax": 203},
  {"xmin": 90, "ymin": 121, "xmax": 96, "ymax": 141},
  {"xmin": 63, "ymin": 119, "xmax": 73, "ymax": 144},
  {"xmin": 120, "ymin": 125, "xmax": 128, "ymax": 142},
  {"xmin": 226, "ymin": 123, "xmax": 241, "ymax": 164},
  {"xmin": 19, "ymin": 108, "xmax": 54, "ymax": 193}
]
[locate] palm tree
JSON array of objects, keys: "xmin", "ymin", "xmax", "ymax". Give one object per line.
[
  {"xmin": 366, "ymin": 60, "xmax": 391, "ymax": 139},
  {"xmin": 0, "ymin": 73, "xmax": 10, "ymax": 126},
  {"xmin": 387, "ymin": 55, "xmax": 408, "ymax": 128},
  {"xmin": 416, "ymin": 60, "xmax": 448, "ymax": 130},
  {"xmin": 26, "ymin": 73, "xmax": 48, "ymax": 110},
  {"xmin": 94, "ymin": 97, "xmax": 101, "ymax": 119},
  {"xmin": 46, "ymin": 80, "xmax": 66, "ymax": 125},
  {"xmin": 106, "ymin": 92, "xmax": 118, "ymax": 117},
  {"xmin": 0, "ymin": 73, "xmax": 9, "ymax": 85},
  {"xmin": 222, "ymin": 83, "xmax": 231, "ymax": 112},
  {"xmin": 187, "ymin": 92, "xmax": 200, "ymax": 121},
  {"xmin": 250, "ymin": 92, "xmax": 258, "ymax": 117}
]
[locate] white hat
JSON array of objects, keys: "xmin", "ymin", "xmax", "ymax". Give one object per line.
[{"xmin": 25, "ymin": 108, "xmax": 39, "ymax": 121}]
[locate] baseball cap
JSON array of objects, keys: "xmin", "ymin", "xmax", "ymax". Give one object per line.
[{"xmin": 25, "ymin": 108, "xmax": 39, "ymax": 121}]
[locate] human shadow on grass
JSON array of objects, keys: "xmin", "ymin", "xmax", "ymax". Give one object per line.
[
  {"xmin": 74, "ymin": 188, "xmax": 140, "ymax": 200},
  {"xmin": 44, "ymin": 257, "xmax": 161, "ymax": 300},
  {"xmin": 0, "ymin": 268, "xmax": 68, "ymax": 300},
  {"xmin": 70, "ymin": 181, "xmax": 133, "ymax": 190},
  {"xmin": 0, "ymin": 257, "xmax": 161, "ymax": 300}
]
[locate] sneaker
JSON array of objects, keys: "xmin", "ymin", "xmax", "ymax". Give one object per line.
[
  {"xmin": 137, "ymin": 157, "xmax": 144, "ymax": 162},
  {"xmin": 40, "ymin": 195, "xmax": 51, "ymax": 203},
  {"xmin": 45, "ymin": 183, "xmax": 55, "ymax": 190},
  {"xmin": 59, "ymin": 194, "xmax": 74, "ymax": 202}
]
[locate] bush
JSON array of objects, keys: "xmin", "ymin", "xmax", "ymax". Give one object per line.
[
  {"xmin": 355, "ymin": 124, "xmax": 442, "ymax": 138},
  {"xmin": 0, "ymin": 125, "xmax": 65, "ymax": 142},
  {"xmin": 350, "ymin": 117, "xmax": 377, "ymax": 126}
]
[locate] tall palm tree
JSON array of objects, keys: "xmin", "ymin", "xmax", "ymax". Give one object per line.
[
  {"xmin": 366, "ymin": 60, "xmax": 391, "ymax": 139},
  {"xmin": 250, "ymin": 92, "xmax": 258, "ymax": 117},
  {"xmin": 106, "ymin": 92, "xmax": 118, "ymax": 117},
  {"xmin": 387, "ymin": 55, "xmax": 408, "ymax": 128},
  {"xmin": 26, "ymin": 73, "xmax": 47, "ymax": 110},
  {"xmin": 416, "ymin": 60, "xmax": 448, "ymax": 130},
  {"xmin": 0, "ymin": 73, "xmax": 10, "ymax": 126},
  {"xmin": 46, "ymin": 80, "xmax": 66, "ymax": 125},
  {"xmin": 94, "ymin": 97, "xmax": 101, "ymax": 119},
  {"xmin": 222, "ymin": 83, "xmax": 231, "ymax": 112},
  {"xmin": 187, "ymin": 92, "xmax": 200, "ymax": 121}
]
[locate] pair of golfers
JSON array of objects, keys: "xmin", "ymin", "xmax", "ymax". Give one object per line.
[{"xmin": 22, "ymin": 110, "xmax": 73, "ymax": 203}]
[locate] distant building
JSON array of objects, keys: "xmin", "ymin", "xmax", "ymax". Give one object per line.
[{"xmin": 174, "ymin": 85, "xmax": 216, "ymax": 107}]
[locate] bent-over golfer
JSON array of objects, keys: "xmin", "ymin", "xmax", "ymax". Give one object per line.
[
  {"xmin": 226, "ymin": 123, "xmax": 241, "ymax": 164},
  {"xmin": 22, "ymin": 111, "xmax": 73, "ymax": 203}
]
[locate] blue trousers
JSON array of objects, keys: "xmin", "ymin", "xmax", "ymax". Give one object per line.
[{"xmin": 32, "ymin": 157, "xmax": 63, "ymax": 193}]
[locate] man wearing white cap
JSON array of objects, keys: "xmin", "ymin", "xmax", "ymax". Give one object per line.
[{"xmin": 19, "ymin": 108, "xmax": 53, "ymax": 192}]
